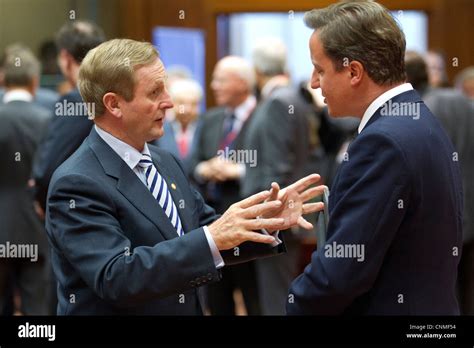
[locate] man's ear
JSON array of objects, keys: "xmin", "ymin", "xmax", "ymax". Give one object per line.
[
  {"xmin": 349, "ymin": 60, "xmax": 364, "ymax": 86},
  {"xmin": 103, "ymin": 92, "xmax": 122, "ymax": 118}
]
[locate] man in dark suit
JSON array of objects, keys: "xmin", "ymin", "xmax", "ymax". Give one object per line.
[
  {"xmin": 46, "ymin": 38, "xmax": 324, "ymax": 315},
  {"xmin": 191, "ymin": 56, "xmax": 260, "ymax": 315},
  {"xmin": 0, "ymin": 47, "xmax": 51, "ymax": 314},
  {"xmin": 33, "ymin": 20, "xmax": 105, "ymax": 214},
  {"xmin": 241, "ymin": 38, "xmax": 316, "ymax": 315},
  {"xmin": 287, "ymin": 0, "xmax": 463, "ymax": 315}
]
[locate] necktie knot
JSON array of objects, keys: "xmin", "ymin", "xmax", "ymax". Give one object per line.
[{"xmin": 138, "ymin": 153, "xmax": 153, "ymax": 169}]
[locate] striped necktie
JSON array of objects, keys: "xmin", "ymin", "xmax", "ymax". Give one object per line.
[{"xmin": 137, "ymin": 153, "xmax": 184, "ymax": 237}]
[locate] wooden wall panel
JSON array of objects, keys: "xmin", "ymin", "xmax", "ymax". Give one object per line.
[{"xmin": 118, "ymin": 0, "xmax": 474, "ymax": 104}]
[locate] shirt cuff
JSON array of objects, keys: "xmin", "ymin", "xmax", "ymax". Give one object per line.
[
  {"xmin": 261, "ymin": 229, "xmax": 282, "ymax": 247},
  {"xmin": 203, "ymin": 225, "xmax": 225, "ymax": 269}
]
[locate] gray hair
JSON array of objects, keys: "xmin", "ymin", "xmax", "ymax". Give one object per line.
[
  {"xmin": 3, "ymin": 45, "xmax": 40, "ymax": 87},
  {"xmin": 252, "ymin": 37, "xmax": 287, "ymax": 77},
  {"xmin": 304, "ymin": 0, "xmax": 406, "ymax": 85},
  {"xmin": 216, "ymin": 56, "xmax": 256, "ymax": 90},
  {"xmin": 169, "ymin": 78, "xmax": 203, "ymax": 101},
  {"xmin": 454, "ymin": 66, "xmax": 474, "ymax": 90}
]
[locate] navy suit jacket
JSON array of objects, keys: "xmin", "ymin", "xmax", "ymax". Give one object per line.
[
  {"xmin": 287, "ymin": 90, "xmax": 463, "ymax": 315},
  {"xmin": 46, "ymin": 128, "xmax": 284, "ymax": 315}
]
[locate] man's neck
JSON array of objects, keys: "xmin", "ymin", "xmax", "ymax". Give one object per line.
[
  {"xmin": 95, "ymin": 122, "xmax": 145, "ymax": 152},
  {"xmin": 357, "ymin": 82, "xmax": 405, "ymax": 118}
]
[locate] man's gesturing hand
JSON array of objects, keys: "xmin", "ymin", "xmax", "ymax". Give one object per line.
[
  {"xmin": 208, "ymin": 190, "xmax": 286, "ymax": 250},
  {"xmin": 264, "ymin": 173, "xmax": 326, "ymax": 231}
]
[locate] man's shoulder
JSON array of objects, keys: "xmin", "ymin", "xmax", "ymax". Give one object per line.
[
  {"xmin": 49, "ymin": 138, "xmax": 98, "ymax": 185},
  {"xmin": 202, "ymin": 106, "xmax": 226, "ymax": 121}
]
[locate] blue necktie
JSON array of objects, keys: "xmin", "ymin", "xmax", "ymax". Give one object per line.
[{"xmin": 138, "ymin": 153, "xmax": 184, "ymax": 237}]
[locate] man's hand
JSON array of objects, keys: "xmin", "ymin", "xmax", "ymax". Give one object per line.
[
  {"xmin": 208, "ymin": 190, "xmax": 286, "ymax": 250},
  {"xmin": 197, "ymin": 157, "xmax": 242, "ymax": 182},
  {"xmin": 264, "ymin": 174, "xmax": 326, "ymax": 231}
]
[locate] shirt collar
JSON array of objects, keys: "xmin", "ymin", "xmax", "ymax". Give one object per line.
[
  {"xmin": 3, "ymin": 89, "xmax": 33, "ymax": 103},
  {"xmin": 94, "ymin": 124, "xmax": 151, "ymax": 170},
  {"xmin": 232, "ymin": 95, "xmax": 257, "ymax": 122},
  {"xmin": 171, "ymin": 120, "xmax": 197, "ymax": 137},
  {"xmin": 358, "ymin": 83, "xmax": 414, "ymax": 134}
]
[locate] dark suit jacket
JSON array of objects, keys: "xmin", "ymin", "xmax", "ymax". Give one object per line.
[
  {"xmin": 287, "ymin": 90, "xmax": 463, "ymax": 315},
  {"xmin": 154, "ymin": 119, "xmax": 202, "ymax": 177},
  {"xmin": 190, "ymin": 107, "xmax": 252, "ymax": 213},
  {"xmin": 241, "ymin": 86, "xmax": 313, "ymax": 198},
  {"xmin": 33, "ymin": 88, "xmax": 93, "ymax": 210},
  {"xmin": 422, "ymin": 88, "xmax": 474, "ymax": 243},
  {"xmin": 0, "ymin": 101, "xmax": 51, "ymax": 256},
  {"xmin": 46, "ymin": 127, "xmax": 285, "ymax": 315}
]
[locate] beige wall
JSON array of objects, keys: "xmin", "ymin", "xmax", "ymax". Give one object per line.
[{"xmin": 0, "ymin": 0, "xmax": 120, "ymax": 57}]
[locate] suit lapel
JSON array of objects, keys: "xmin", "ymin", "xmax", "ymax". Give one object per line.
[{"xmin": 88, "ymin": 128, "xmax": 180, "ymax": 241}]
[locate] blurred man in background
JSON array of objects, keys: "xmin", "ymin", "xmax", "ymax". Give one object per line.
[
  {"xmin": 242, "ymin": 38, "xmax": 316, "ymax": 315},
  {"xmin": 0, "ymin": 46, "xmax": 51, "ymax": 315},
  {"xmin": 33, "ymin": 20, "xmax": 105, "ymax": 216},
  {"xmin": 191, "ymin": 56, "xmax": 261, "ymax": 315}
]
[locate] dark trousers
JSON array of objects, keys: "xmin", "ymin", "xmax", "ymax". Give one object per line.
[
  {"xmin": 256, "ymin": 234, "xmax": 301, "ymax": 315},
  {"xmin": 0, "ymin": 258, "xmax": 50, "ymax": 315},
  {"xmin": 206, "ymin": 260, "xmax": 261, "ymax": 315}
]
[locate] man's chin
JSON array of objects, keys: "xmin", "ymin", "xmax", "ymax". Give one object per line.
[{"xmin": 147, "ymin": 128, "xmax": 164, "ymax": 142}]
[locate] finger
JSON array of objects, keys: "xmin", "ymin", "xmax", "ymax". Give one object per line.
[
  {"xmin": 286, "ymin": 173, "xmax": 321, "ymax": 193},
  {"xmin": 302, "ymin": 202, "xmax": 325, "ymax": 215},
  {"xmin": 300, "ymin": 185, "xmax": 327, "ymax": 202},
  {"xmin": 268, "ymin": 182, "xmax": 280, "ymax": 201},
  {"xmin": 242, "ymin": 200, "xmax": 282, "ymax": 218},
  {"xmin": 244, "ymin": 217, "xmax": 286, "ymax": 231},
  {"xmin": 240, "ymin": 231, "xmax": 276, "ymax": 244},
  {"xmin": 298, "ymin": 216, "xmax": 314, "ymax": 230},
  {"xmin": 238, "ymin": 190, "xmax": 272, "ymax": 209}
]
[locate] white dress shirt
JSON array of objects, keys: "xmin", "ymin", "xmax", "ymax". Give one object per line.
[
  {"xmin": 94, "ymin": 125, "xmax": 224, "ymax": 268},
  {"xmin": 358, "ymin": 83, "xmax": 414, "ymax": 134},
  {"xmin": 3, "ymin": 89, "xmax": 33, "ymax": 103}
]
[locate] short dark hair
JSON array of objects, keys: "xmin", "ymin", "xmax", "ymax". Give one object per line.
[
  {"xmin": 55, "ymin": 20, "xmax": 105, "ymax": 63},
  {"xmin": 404, "ymin": 51, "xmax": 429, "ymax": 92},
  {"xmin": 304, "ymin": 0, "xmax": 406, "ymax": 85}
]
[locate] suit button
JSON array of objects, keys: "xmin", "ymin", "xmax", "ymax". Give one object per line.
[{"xmin": 207, "ymin": 273, "xmax": 213, "ymax": 280}]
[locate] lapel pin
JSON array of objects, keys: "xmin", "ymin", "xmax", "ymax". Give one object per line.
[{"xmin": 171, "ymin": 183, "xmax": 177, "ymax": 190}]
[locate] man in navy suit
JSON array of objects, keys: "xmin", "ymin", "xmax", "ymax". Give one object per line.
[
  {"xmin": 45, "ymin": 38, "xmax": 325, "ymax": 315},
  {"xmin": 287, "ymin": 0, "xmax": 463, "ymax": 315}
]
